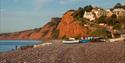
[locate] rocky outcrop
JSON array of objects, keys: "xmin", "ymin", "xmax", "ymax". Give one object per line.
[
  {"xmin": 57, "ymin": 11, "xmax": 88, "ymax": 38},
  {"xmin": 29, "ymin": 32, "xmax": 41, "ymax": 39}
]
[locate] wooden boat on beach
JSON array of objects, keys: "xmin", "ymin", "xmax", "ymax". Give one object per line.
[
  {"xmin": 79, "ymin": 40, "xmax": 90, "ymax": 43},
  {"xmin": 62, "ymin": 40, "xmax": 79, "ymax": 44}
]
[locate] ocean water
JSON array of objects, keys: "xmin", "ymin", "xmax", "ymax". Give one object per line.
[{"xmin": 0, "ymin": 40, "xmax": 41, "ymax": 52}]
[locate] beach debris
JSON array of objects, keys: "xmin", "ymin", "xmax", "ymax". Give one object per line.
[
  {"xmin": 33, "ymin": 43, "xmax": 52, "ymax": 48},
  {"xmin": 108, "ymin": 34, "xmax": 125, "ymax": 42},
  {"xmin": 19, "ymin": 45, "xmax": 33, "ymax": 50},
  {"xmin": 62, "ymin": 37, "xmax": 79, "ymax": 44}
]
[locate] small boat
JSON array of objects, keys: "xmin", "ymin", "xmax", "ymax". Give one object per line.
[
  {"xmin": 62, "ymin": 40, "xmax": 79, "ymax": 44},
  {"xmin": 79, "ymin": 40, "xmax": 90, "ymax": 43}
]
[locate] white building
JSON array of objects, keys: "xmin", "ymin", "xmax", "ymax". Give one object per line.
[
  {"xmin": 113, "ymin": 8, "xmax": 125, "ymax": 17},
  {"xmin": 106, "ymin": 9, "xmax": 113, "ymax": 17},
  {"xmin": 92, "ymin": 7, "xmax": 106, "ymax": 18},
  {"xmin": 83, "ymin": 11, "xmax": 95, "ymax": 21},
  {"xmin": 83, "ymin": 7, "xmax": 106, "ymax": 21}
]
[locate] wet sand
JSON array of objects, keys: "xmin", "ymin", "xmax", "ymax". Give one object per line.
[{"xmin": 0, "ymin": 42, "xmax": 125, "ymax": 63}]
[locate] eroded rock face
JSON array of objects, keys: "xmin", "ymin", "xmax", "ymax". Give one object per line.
[
  {"xmin": 18, "ymin": 32, "xmax": 30, "ymax": 39},
  {"xmin": 39, "ymin": 24, "xmax": 55, "ymax": 40},
  {"xmin": 29, "ymin": 32, "xmax": 42, "ymax": 40},
  {"xmin": 28, "ymin": 18, "xmax": 61, "ymax": 40},
  {"xmin": 57, "ymin": 11, "xmax": 88, "ymax": 38}
]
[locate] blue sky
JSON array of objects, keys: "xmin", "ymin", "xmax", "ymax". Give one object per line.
[{"xmin": 0, "ymin": 0, "xmax": 125, "ymax": 33}]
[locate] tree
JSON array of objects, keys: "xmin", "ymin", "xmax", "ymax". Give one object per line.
[
  {"xmin": 114, "ymin": 3, "xmax": 125, "ymax": 9},
  {"xmin": 84, "ymin": 5, "xmax": 93, "ymax": 12},
  {"xmin": 97, "ymin": 15, "xmax": 106, "ymax": 24},
  {"xmin": 106, "ymin": 14, "xmax": 117, "ymax": 26},
  {"xmin": 73, "ymin": 5, "xmax": 93, "ymax": 22},
  {"xmin": 73, "ymin": 7, "xmax": 84, "ymax": 19},
  {"xmin": 77, "ymin": 7, "xmax": 84, "ymax": 18},
  {"xmin": 114, "ymin": 3, "xmax": 122, "ymax": 8}
]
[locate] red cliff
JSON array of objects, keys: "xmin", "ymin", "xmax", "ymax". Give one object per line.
[
  {"xmin": 0, "ymin": 12, "xmax": 88, "ymax": 40},
  {"xmin": 57, "ymin": 11, "xmax": 88, "ymax": 38}
]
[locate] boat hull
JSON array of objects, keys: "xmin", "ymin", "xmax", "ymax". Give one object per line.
[
  {"xmin": 79, "ymin": 40, "xmax": 90, "ymax": 43},
  {"xmin": 62, "ymin": 40, "xmax": 79, "ymax": 44}
]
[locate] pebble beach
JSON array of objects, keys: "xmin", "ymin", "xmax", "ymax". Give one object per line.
[{"xmin": 0, "ymin": 42, "xmax": 125, "ymax": 63}]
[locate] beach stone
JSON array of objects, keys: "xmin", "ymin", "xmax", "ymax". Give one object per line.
[{"xmin": 0, "ymin": 42, "xmax": 125, "ymax": 63}]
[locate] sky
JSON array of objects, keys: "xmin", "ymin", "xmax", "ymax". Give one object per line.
[{"xmin": 0, "ymin": 0, "xmax": 125, "ymax": 33}]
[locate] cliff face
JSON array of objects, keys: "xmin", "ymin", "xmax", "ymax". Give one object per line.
[
  {"xmin": 57, "ymin": 12, "xmax": 88, "ymax": 38},
  {"xmin": 0, "ymin": 18, "xmax": 61, "ymax": 40},
  {"xmin": 0, "ymin": 12, "xmax": 88, "ymax": 40}
]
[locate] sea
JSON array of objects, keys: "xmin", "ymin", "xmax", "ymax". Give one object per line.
[{"xmin": 0, "ymin": 40, "xmax": 42, "ymax": 52}]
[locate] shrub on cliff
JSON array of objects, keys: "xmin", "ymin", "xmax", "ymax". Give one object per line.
[
  {"xmin": 113, "ymin": 23, "xmax": 122, "ymax": 30},
  {"xmin": 97, "ymin": 15, "xmax": 106, "ymax": 24},
  {"xmin": 117, "ymin": 15, "xmax": 125, "ymax": 24},
  {"xmin": 73, "ymin": 7, "xmax": 84, "ymax": 20},
  {"xmin": 48, "ymin": 21, "xmax": 59, "ymax": 27},
  {"xmin": 34, "ymin": 28, "xmax": 41, "ymax": 32},
  {"xmin": 84, "ymin": 5, "xmax": 93, "ymax": 12},
  {"xmin": 64, "ymin": 9, "xmax": 75, "ymax": 15},
  {"xmin": 48, "ymin": 18, "xmax": 60, "ymax": 27},
  {"xmin": 52, "ymin": 30, "xmax": 59, "ymax": 39},
  {"xmin": 73, "ymin": 5, "xmax": 93, "ymax": 20},
  {"xmin": 106, "ymin": 14, "xmax": 121, "ymax": 28},
  {"xmin": 42, "ymin": 30, "xmax": 49, "ymax": 37},
  {"xmin": 0, "ymin": 33, "xmax": 10, "ymax": 38},
  {"xmin": 90, "ymin": 28, "xmax": 112, "ymax": 39}
]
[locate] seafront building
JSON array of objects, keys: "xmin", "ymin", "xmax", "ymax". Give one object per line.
[{"xmin": 113, "ymin": 8, "xmax": 125, "ymax": 17}]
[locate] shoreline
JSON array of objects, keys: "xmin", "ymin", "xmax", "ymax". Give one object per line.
[{"xmin": 0, "ymin": 41, "xmax": 125, "ymax": 63}]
